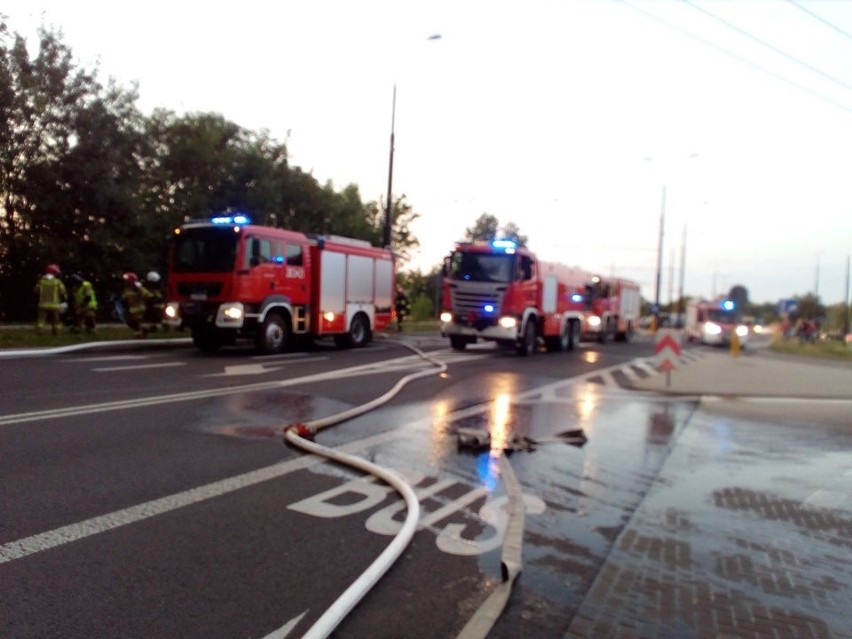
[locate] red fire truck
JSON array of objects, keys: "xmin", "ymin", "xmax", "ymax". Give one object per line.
[
  {"xmin": 580, "ymin": 275, "xmax": 642, "ymax": 342},
  {"xmin": 439, "ymin": 240, "xmax": 589, "ymax": 355},
  {"xmin": 164, "ymin": 215, "xmax": 395, "ymax": 353}
]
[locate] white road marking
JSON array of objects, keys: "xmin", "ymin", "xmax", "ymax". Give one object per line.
[
  {"xmin": 93, "ymin": 362, "xmax": 187, "ymax": 372},
  {"xmin": 0, "ymin": 430, "xmax": 400, "ymax": 565},
  {"xmin": 65, "ymin": 355, "xmax": 151, "ymax": 363},
  {"xmin": 208, "ymin": 357, "xmax": 328, "ymax": 377},
  {"xmin": 261, "ymin": 611, "xmax": 308, "ymax": 639}
]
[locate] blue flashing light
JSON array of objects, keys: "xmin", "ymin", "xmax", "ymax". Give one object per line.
[
  {"xmin": 571, "ymin": 293, "xmax": 584, "ymax": 303},
  {"xmin": 211, "ymin": 214, "xmax": 251, "ymax": 226},
  {"xmin": 721, "ymin": 299, "xmax": 735, "ymax": 311},
  {"xmin": 483, "ymin": 304, "xmax": 496, "ymax": 313},
  {"xmin": 491, "ymin": 239, "xmax": 517, "ymax": 251}
]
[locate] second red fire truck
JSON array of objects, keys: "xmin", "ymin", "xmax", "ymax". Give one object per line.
[
  {"xmin": 164, "ymin": 214, "xmax": 395, "ymax": 353},
  {"xmin": 439, "ymin": 240, "xmax": 589, "ymax": 355},
  {"xmin": 580, "ymin": 275, "xmax": 642, "ymax": 342}
]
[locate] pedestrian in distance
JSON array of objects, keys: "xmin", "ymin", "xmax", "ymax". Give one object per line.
[
  {"xmin": 121, "ymin": 272, "xmax": 153, "ymax": 338},
  {"xmin": 395, "ymin": 286, "xmax": 411, "ymax": 332},
  {"xmin": 34, "ymin": 263, "xmax": 68, "ymax": 335},
  {"xmin": 70, "ymin": 274, "xmax": 98, "ymax": 334}
]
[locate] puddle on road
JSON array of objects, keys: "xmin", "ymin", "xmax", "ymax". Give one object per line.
[{"xmin": 190, "ymin": 390, "xmax": 353, "ymax": 440}]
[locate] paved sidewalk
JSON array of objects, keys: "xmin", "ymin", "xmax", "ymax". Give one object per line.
[{"xmin": 565, "ymin": 348, "xmax": 852, "ymax": 639}]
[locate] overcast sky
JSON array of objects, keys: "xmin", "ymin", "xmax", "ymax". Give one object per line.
[{"xmin": 4, "ymin": 0, "xmax": 852, "ymax": 306}]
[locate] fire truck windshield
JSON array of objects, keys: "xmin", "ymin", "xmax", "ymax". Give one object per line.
[
  {"xmin": 448, "ymin": 251, "xmax": 515, "ymax": 283},
  {"xmin": 172, "ymin": 227, "xmax": 239, "ymax": 273},
  {"xmin": 706, "ymin": 308, "xmax": 737, "ymax": 324}
]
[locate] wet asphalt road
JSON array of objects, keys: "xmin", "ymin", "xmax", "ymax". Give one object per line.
[{"xmin": 1, "ymin": 334, "xmax": 848, "ymax": 638}]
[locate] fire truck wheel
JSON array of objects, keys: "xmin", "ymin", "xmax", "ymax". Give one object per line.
[
  {"xmin": 516, "ymin": 320, "xmax": 537, "ymax": 357},
  {"xmin": 335, "ymin": 313, "xmax": 371, "ymax": 349},
  {"xmin": 568, "ymin": 320, "xmax": 581, "ymax": 351},
  {"xmin": 256, "ymin": 313, "xmax": 289, "ymax": 354},
  {"xmin": 449, "ymin": 335, "xmax": 470, "ymax": 351}
]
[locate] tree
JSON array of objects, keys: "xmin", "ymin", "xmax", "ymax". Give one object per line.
[
  {"xmin": 365, "ymin": 194, "xmax": 420, "ymax": 267},
  {"xmin": 463, "ymin": 213, "xmax": 527, "ymax": 246},
  {"xmin": 794, "ymin": 293, "xmax": 825, "ymax": 321},
  {"xmin": 0, "ymin": 24, "xmax": 146, "ymax": 320},
  {"xmin": 464, "ymin": 213, "xmax": 499, "ymax": 242}
]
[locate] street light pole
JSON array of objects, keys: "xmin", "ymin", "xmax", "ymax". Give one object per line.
[
  {"xmin": 383, "ymin": 83, "xmax": 397, "ymax": 250},
  {"xmin": 654, "ymin": 185, "xmax": 667, "ymax": 311},
  {"xmin": 382, "ymin": 34, "xmax": 442, "ymax": 252}
]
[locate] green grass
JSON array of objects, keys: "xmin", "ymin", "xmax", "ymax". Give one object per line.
[
  {"xmin": 396, "ymin": 320, "xmax": 441, "ymax": 334},
  {"xmin": 0, "ymin": 324, "xmax": 183, "ymax": 349},
  {"xmin": 769, "ymin": 337, "xmax": 852, "ymax": 362}
]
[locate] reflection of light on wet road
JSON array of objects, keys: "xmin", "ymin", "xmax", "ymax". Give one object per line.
[
  {"xmin": 582, "ymin": 351, "xmax": 600, "ymax": 364},
  {"xmin": 489, "ymin": 394, "xmax": 511, "ymax": 454},
  {"xmin": 477, "ymin": 453, "xmax": 500, "ymax": 491},
  {"xmin": 476, "ymin": 393, "xmax": 512, "ymax": 491},
  {"xmin": 428, "ymin": 399, "xmax": 455, "ymax": 466}
]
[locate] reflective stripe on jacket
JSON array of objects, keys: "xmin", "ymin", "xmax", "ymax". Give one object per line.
[
  {"xmin": 36, "ymin": 276, "xmax": 67, "ymax": 310},
  {"xmin": 75, "ymin": 281, "xmax": 98, "ymax": 310}
]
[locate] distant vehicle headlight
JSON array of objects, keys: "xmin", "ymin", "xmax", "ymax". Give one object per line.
[
  {"xmin": 164, "ymin": 302, "xmax": 179, "ymax": 320},
  {"xmin": 704, "ymin": 321, "xmax": 722, "ymax": 335},
  {"xmin": 587, "ymin": 315, "xmax": 601, "ymax": 327},
  {"xmin": 735, "ymin": 325, "xmax": 748, "ymax": 337},
  {"xmin": 440, "ymin": 311, "xmax": 453, "ymax": 323},
  {"xmin": 499, "ymin": 316, "xmax": 517, "ymax": 329}
]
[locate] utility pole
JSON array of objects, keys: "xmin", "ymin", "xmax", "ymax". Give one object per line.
[
  {"xmin": 845, "ymin": 254, "xmax": 850, "ymax": 337},
  {"xmin": 382, "ymin": 83, "xmax": 397, "ymax": 250},
  {"xmin": 678, "ymin": 224, "xmax": 687, "ymax": 326},
  {"xmin": 654, "ymin": 185, "xmax": 666, "ymax": 312}
]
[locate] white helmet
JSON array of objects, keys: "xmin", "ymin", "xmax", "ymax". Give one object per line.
[{"xmin": 146, "ymin": 271, "xmax": 161, "ymax": 284}]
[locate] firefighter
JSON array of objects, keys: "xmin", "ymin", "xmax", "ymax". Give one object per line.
[
  {"xmin": 395, "ymin": 286, "xmax": 411, "ymax": 332},
  {"xmin": 121, "ymin": 272, "xmax": 153, "ymax": 338},
  {"xmin": 143, "ymin": 271, "xmax": 167, "ymax": 332},
  {"xmin": 70, "ymin": 274, "xmax": 98, "ymax": 333},
  {"xmin": 34, "ymin": 264, "xmax": 68, "ymax": 335}
]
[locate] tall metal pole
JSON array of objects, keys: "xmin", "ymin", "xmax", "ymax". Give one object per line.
[
  {"xmin": 383, "ymin": 83, "xmax": 397, "ymax": 250},
  {"xmin": 844, "ymin": 254, "xmax": 850, "ymax": 337},
  {"xmin": 654, "ymin": 185, "xmax": 667, "ymax": 311},
  {"xmin": 678, "ymin": 224, "xmax": 687, "ymax": 326}
]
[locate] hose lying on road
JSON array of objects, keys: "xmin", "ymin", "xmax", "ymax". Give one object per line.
[
  {"xmin": 281, "ymin": 341, "xmax": 447, "ymax": 639},
  {"xmin": 454, "ymin": 453, "xmax": 526, "ymax": 639}
]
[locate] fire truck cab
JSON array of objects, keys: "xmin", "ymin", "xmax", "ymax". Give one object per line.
[
  {"xmin": 164, "ymin": 215, "xmax": 394, "ymax": 353},
  {"xmin": 685, "ymin": 298, "xmax": 749, "ymax": 347},
  {"xmin": 439, "ymin": 240, "xmax": 587, "ymax": 356}
]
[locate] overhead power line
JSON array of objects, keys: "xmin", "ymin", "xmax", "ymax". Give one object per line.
[
  {"xmin": 618, "ymin": 0, "xmax": 852, "ymax": 115},
  {"xmin": 786, "ymin": 0, "xmax": 852, "ymax": 43},
  {"xmin": 682, "ymin": 0, "xmax": 852, "ymax": 93}
]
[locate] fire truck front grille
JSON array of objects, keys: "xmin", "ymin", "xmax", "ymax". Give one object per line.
[
  {"xmin": 449, "ymin": 285, "xmax": 505, "ymax": 317},
  {"xmin": 177, "ymin": 282, "xmax": 223, "ymax": 298}
]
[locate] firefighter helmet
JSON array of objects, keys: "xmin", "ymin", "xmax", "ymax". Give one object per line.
[
  {"xmin": 146, "ymin": 271, "xmax": 161, "ymax": 284},
  {"xmin": 123, "ymin": 272, "xmax": 138, "ymax": 285},
  {"xmin": 46, "ymin": 264, "xmax": 61, "ymax": 276}
]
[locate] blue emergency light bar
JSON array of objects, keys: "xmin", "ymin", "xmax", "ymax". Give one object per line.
[
  {"xmin": 721, "ymin": 299, "xmax": 735, "ymax": 311},
  {"xmin": 211, "ymin": 214, "xmax": 251, "ymax": 225},
  {"xmin": 491, "ymin": 239, "xmax": 517, "ymax": 251},
  {"xmin": 571, "ymin": 293, "xmax": 584, "ymax": 303}
]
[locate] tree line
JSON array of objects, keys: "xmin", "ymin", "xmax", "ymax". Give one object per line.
[{"xmin": 0, "ymin": 22, "xmax": 419, "ymax": 321}]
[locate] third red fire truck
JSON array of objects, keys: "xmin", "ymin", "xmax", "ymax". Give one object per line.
[
  {"xmin": 439, "ymin": 240, "xmax": 588, "ymax": 355},
  {"xmin": 164, "ymin": 214, "xmax": 394, "ymax": 353},
  {"xmin": 580, "ymin": 275, "xmax": 641, "ymax": 342}
]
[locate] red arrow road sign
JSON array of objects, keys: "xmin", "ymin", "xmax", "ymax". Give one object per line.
[{"xmin": 655, "ymin": 329, "xmax": 681, "ymax": 373}]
